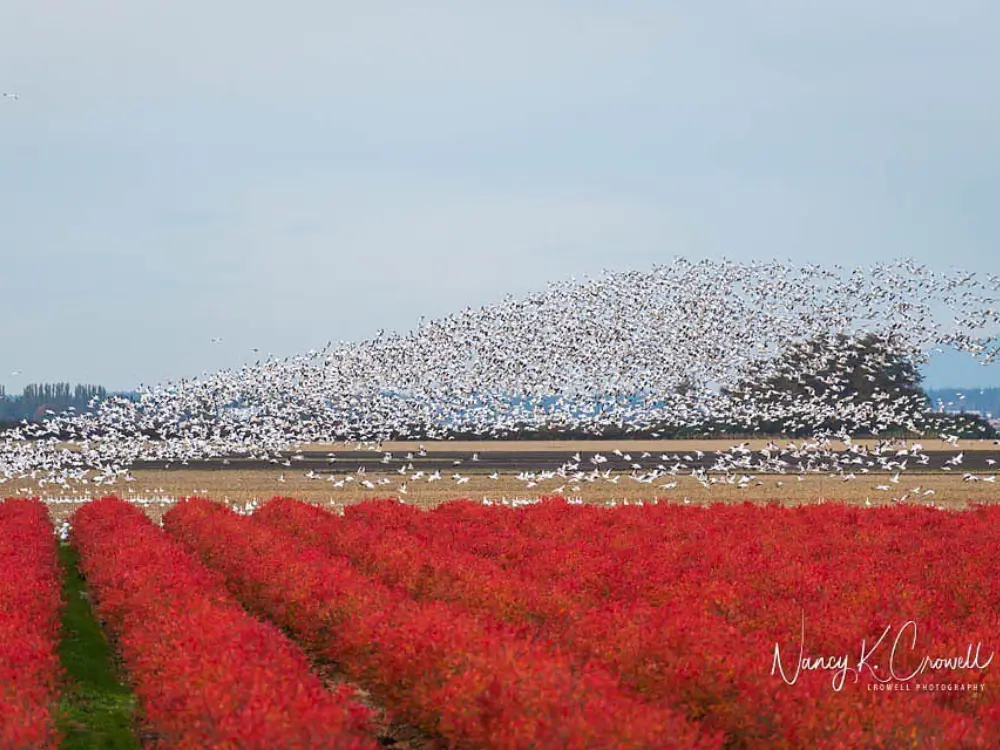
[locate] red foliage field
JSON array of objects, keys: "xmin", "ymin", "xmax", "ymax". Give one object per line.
[
  {"xmin": 6, "ymin": 492, "xmax": 1000, "ymax": 748},
  {"xmin": 245, "ymin": 496, "xmax": 1000, "ymax": 749}
]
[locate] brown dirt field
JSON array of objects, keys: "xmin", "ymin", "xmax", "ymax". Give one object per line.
[
  {"xmin": 23, "ymin": 468, "xmax": 1000, "ymax": 523},
  {"xmin": 52, "ymin": 437, "xmax": 1000, "ymax": 454},
  {"xmin": 295, "ymin": 437, "xmax": 1000, "ymax": 453}
]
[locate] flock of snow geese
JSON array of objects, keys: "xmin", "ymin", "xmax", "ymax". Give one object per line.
[{"xmin": 2, "ymin": 258, "xmax": 1000, "ymax": 501}]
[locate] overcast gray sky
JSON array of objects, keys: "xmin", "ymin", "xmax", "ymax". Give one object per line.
[{"xmin": 2, "ymin": 1, "xmax": 998, "ymax": 392}]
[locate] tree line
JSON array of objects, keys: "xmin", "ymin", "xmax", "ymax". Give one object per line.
[{"xmin": 0, "ymin": 383, "xmax": 109, "ymax": 427}]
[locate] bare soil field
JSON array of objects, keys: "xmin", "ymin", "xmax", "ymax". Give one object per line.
[
  {"xmin": 49, "ymin": 437, "xmax": 1000, "ymax": 454},
  {"xmin": 297, "ymin": 437, "xmax": 1000, "ymax": 453},
  {"xmin": 14, "ymin": 437, "xmax": 1000, "ymax": 523},
  {"xmin": 25, "ymin": 468, "xmax": 1000, "ymax": 523}
]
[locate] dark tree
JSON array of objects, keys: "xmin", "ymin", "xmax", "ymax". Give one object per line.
[{"xmin": 723, "ymin": 332, "xmax": 930, "ymax": 436}]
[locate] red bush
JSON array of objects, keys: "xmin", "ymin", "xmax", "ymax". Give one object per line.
[{"xmin": 0, "ymin": 498, "xmax": 62, "ymax": 749}]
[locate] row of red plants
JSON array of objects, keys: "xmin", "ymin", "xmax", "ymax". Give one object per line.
[
  {"xmin": 258, "ymin": 496, "xmax": 1000, "ymax": 749},
  {"xmin": 0, "ymin": 498, "xmax": 62, "ymax": 749},
  {"xmin": 163, "ymin": 497, "xmax": 713, "ymax": 749},
  {"xmin": 71, "ymin": 496, "xmax": 376, "ymax": 749}
]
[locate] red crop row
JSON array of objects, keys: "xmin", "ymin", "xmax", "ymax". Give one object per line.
[
  {"xmin": 257, "ymin": 497, "xmax": 581, "ymax": 629},
  {"xmin": 71, "ymin": 496, "xmax": 376, "ymax": 750},
  {"xmin": 163, "ymin": 497, "xmax": 714, "ymax": 750},
  {"xmin": 341, "ymin": 497, "xmax": 698, "ymax": 605},
  {"xmin": 260, "ymin": 496, "xmax": 1000, "ymax": 748},
  {"xmin": 0, "ymin": 499, "xmax": 62, "ymax": 749}
]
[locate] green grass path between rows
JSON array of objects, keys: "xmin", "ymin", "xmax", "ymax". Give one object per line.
[{"xmin": 56, "ymin": 543, "xmax": 139, "ymax": 750}]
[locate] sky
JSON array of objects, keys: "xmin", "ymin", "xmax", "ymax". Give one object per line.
[{"xmin": 1, "ymin": 1, "xmax": 999, "ymax": 392}]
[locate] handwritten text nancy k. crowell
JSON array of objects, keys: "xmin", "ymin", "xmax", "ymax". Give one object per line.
[{"xmin": 772, "ymin": 614, "xmax": 993, "ymax": 692}]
